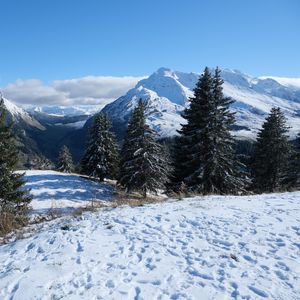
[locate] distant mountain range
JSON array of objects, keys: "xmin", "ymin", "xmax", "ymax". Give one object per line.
[
  {"xmin": 3, "ymin": 67, "xmax": 300, "ymax": 166},
  {"xmin": 2, "ymin": 98, "xmax": 97, "ymax": 166},
  {"xmin": 27, "ymin": 105, "xmax": 103, "ymax": 117},
  {"xmin": 102, "ymin": 67, "xmax": 300, "ymax": 139}
]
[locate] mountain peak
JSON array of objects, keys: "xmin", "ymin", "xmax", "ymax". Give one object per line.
[
  {"xmin": 134, "ymin": 67, "xmax": 196, "ymax": 106},
  {"xmin": 155, "ymin": 67, "xmax": 174, "ymax": 75},
  {"xmin": 3, "ymin": 97, "xmax": 27, "ymax": 117},
  {"xmin": 3, "ymin": 97, "xmax": 44, "ymax": 130}
]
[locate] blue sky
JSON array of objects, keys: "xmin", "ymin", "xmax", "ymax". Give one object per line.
[{"xmin": 0, "ymin": 0, "xmax": 299, "ymax": 105}]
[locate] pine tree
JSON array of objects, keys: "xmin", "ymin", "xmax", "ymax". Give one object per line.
[
  {"xmin": 0, "ymin": 97, "xmax": 31, "ymax": 214},
  {"xmin": 251, "ymin": 107, "xmax": 291, "ymax": 193},
  {"xmin": 173, "ymin": 67, "xmax": 244, "ymax": 194},
  {"xmin": 81, "ymin": 113, "xmax": 119, "ymax": 181},
  {"xmin": 119, "ymin": 99, "xmax": 172, "ymax": 197},
  {"xmin": 57, "ymin": 145, "xmax": 74, "ymax": 173},
  {"xmin": 202, "ymin": 67, "xmax": 244, "ymax": 194},
  {"xmin": 173, "ymin": 67, "xmax": 213, "ymax": 189},
  {"xmin": 285, "ymin": 133, "xmax": 300, "ymax": 189}
]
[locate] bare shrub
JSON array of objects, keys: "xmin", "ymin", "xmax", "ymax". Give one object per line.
[{"xmin": 0, "ymin": 211, "xmax": 28, "ymax": 237}]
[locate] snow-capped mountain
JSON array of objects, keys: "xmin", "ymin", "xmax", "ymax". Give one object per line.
[
  {"xmin": 26, "ymin": 105, "xmax": 106, "ymax": 130},
  {"xmin": 3, "ymin": 98, "xmax": 44, "ymax": 130},
  {"xmin": 102, "ymin": 68, "xmax": 300, "ymax": 139},
  {"xmin": 2, "ymin": 97, "xmax": 49, "ymax": 167},
  {"xmin": 27, "ymin": 105, "xmax": 104, "ymax": 117}
]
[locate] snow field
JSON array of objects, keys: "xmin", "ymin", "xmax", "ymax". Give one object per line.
[
  {"xmin": 22, "ymin": 170, "xmax": 115, "ymax": 215},
  {"xmin": 0, "ymin": 191, "xmax": 300, "ymax": 299}
]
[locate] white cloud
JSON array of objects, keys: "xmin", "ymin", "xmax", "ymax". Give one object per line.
[{"xmin": 1, "ymin": 76, "xmax": 145, "ymax": 106}]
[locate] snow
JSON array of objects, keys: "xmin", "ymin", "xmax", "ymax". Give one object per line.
[
  {"xmin": 260, "ymin": 76, "xmax": 300, "ymax": 90},
  {"xmin": 59, "ymin": 120, "xmax": 87, "ymax": 129},
  {"xmin": 22, "ymin": 170, "xmax": 115, "ymax": 214},
  {"xmin": 1, "ymin": 184, "xmax": 300, "ymax": 299},
  {"xmin": 27, "ymin": 105, "xmax": 105, "ymax": 117},
  {"xmin": 2, "ymin": 97, "xmax": 44, "ymax": 129},
  {"xmin": 3, "ymin": 98, "xmax": 27, "ymax": 117},
  {"xmin": 103, "ymin": 68, "xmax": 300, "ymax": 139}
]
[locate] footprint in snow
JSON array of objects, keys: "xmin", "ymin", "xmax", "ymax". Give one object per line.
[
  {"xmin": 243, "ymin": 255, "xmax": 257, "ymax": 264},
  {"xmin": 275, "ymin": 270, "xmax": 289, "ymax": 281},
  {"xmin": 48, "ymin": 236, "xmax": 56, "ymax": 245},
  {"xmin": 230, "ymin": 282, "xmax": 239, "ymax": 298},
  {"xmin": 137, "ymin": 279, "xmax": 161, "ymax": 285},
  {"xmin": 37, "ymin": 246, "xmax": 44, "ymax": 254},
  {"xmin": 275, "ymin": 261, "xmax": 290, "ymax": 271},
  {"xmin": 77, "ymin": 241, "xmax": 84, "ymax": 252},
  {"xmin": 26, "ymin": 242, "xmax": 35, "ymax": 252},
  {"xmin": 23, "ymin": 266, "xmax": 30, "ymax": 273},
  {"xmin": 248, "ymin": 285, "xmax": 269, "ymax": 298},
  {"xmin": 106, "ymin": 280, "xmax": 115, "ymax": 288}
]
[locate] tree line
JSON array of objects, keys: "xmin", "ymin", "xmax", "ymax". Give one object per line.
[
  {"xmin": 1, "ymin": 66, "xmax": 300, "ymax": 223},
  {"xmin": 73, "ymin": 67, "xmax": 300, "ymax": 196}
]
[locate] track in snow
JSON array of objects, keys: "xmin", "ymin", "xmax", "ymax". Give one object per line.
[{"xmin": 0, "ymin": 192, "xmax": 300, "ymax": 299}]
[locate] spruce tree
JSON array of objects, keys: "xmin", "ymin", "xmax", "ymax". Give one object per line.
[
  {"xmin": 173, "ymin": 67, "xmax": 213, "ymax": 189},
  {"xmin": 202, "ymin": 67, "xmax": 243, "ymax": 194},
  {"xmin": 57, "ymin": 145, "xmax": 74, "ymax": 173},
  {"xmin": 0, "ymin": 98, "xmax": 31, "ymax": 214},
  {"xmin": 285, "ymin": 133, "xmax": 300, "ymax": 189},
  {"xmin": 251, "ymin": 107, "xmax": 291, "ymax": 193},
  {"xmin": 174, "ymin": 67, "xmax": 244, "ymax": 194},
  {"xmin": 81, "ymin": 113, "xmax": 119, "ymax": 181},
  {"xmin": 119, "ymin": 99, "xmax": 172, "ymax": 197}
]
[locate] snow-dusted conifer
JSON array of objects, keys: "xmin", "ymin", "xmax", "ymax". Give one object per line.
[
  {"xmin": 285, "ymin": 133, "xmax": 300, "ymax": 189},
  {"xmin": 119, "ymin": 99, "xmax": 172, "ymax": 197},
  {"xmin": 202, "ymin": 67, "xmax": 244, "ymax": 194},
  {"xmin": 0, "ymin": 97, "xmax": 31, "ymax": 213},
  {"xmin": 174, "ymin": 67, "xmax": 245, "ymax": 194},
  {"xmin": 81, "ymin": 113, "xmax": 119, "ymax": 181},
  {"xmin": 251, "ymin": 107, "xmax": 291, "ymax": 192},
  {"xmin": 173, "ymin": 67, "xmax": 213, "ymax": 189},
  {"xmin": 57, "ymin": 145, "xmax": 74, "ymax": 173}
]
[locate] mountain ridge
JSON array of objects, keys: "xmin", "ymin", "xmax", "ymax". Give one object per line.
[
  {"xmin": 102, "ymin": 67, "xmax": 300, "ymax": 140},
  {"xmin": 2, "ymin": 67, "xmax": 300, "ymax": 165}
]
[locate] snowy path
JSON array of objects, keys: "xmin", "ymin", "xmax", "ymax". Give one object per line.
[
  {"xmin": 22, "ymin": 170, "xmax": 115, "ymax": 214},
  {"xmin": 1, "ymin": 192, "xmax": 300, "ymax": 299}
]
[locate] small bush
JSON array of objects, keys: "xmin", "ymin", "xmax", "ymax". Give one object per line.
[{"xmin": 0, "ymin": 211, "xmax": 28, "ymax": 237}]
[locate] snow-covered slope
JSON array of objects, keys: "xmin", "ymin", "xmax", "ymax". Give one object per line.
[
  {"xmin": 3, "ymin": 98, "xmax": 44, "ymax": 130},
  {"xmin": 102, "ymin": 68, "xmax": 195, "ymax": 137},
  {"xmin": 103, "ymin": 68, "xmax": 300, "ymax": 139},
  {"xmin": 1, "ymin": 187, "xmax": 300, "ymax": 299},
  {"xmin": 22, "ymin": 170, "xmax": 115, "ymax": 214},
  {"xmin": 260, "ymin": 76, "xmax": 300, "ymax": 90}
]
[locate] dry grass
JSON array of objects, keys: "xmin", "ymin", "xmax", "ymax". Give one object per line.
[
  {"xmin": 70, "ymin": 194, "xmax": 165, "ymax": 216},
  {"xmin": 71, "ymin": 199, "xmax": 110, "ymax": 217},
  {"xmin": 112, "ymin": 190, "xmax": 166, "ymax": 208},
  {"xmin": 0, "ymin": 211, "xmax": 28, "ymax": 237}
]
